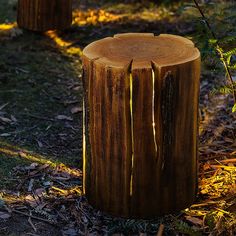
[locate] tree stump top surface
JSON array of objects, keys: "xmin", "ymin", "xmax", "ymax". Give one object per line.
[{"xmin": 83, "ymin": 33, "xmax": 200, "ymax": 69}]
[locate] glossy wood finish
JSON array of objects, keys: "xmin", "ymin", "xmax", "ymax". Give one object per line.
[
  {"xmin": 17, "ymin": 0, "xmax": 72, "ymax": 31},
  {"xmin": 82, "ymin": 33, "xmax": 201, "ymax": 218}
]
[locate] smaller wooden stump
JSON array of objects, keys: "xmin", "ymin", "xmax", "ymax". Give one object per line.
[
  {"xmin": 82, "ymin": 33, "xmax": 201, "ymax": 218},
  {"xmin": 17, "ymin": 0, "xmax": 72, "ymax": 31}
]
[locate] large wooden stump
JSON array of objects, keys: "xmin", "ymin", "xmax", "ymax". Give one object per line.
[
  {"xmin": 82, "ymin": 33, "xmax": 200, "ymax": 218},
  {"xmin": 17, "ymin": 0, "xmax": 72, "ymax": 31}
]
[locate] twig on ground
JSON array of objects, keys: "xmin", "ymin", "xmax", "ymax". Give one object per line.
[
  {"xmin": 28, "ymin": 215, "xmax": 37, "ymax": 232},
  {"xmin": 220, "ymin": 158, "xmax": 236, "ymax": 163},
  {"xmin": 12, "ymin": 209, "xmax": 56, "ymax": 225},
  {"xmin": 199, "ymin": 153, "xmax": 236, "ymax": 160},
  {"xmin": 21, "ymin": 113, "xmax": 55, "ymax": 122},
  {"xmin": 0, "ymin": 103, "xmax": 9, "ymax": 111},
  {"xmin": 26, "ymin": 233, "xmax": 40, "ymax": 236},
  {"xmin": 156, "ymin": 224, "xmax": 164, "ymax": 236}
]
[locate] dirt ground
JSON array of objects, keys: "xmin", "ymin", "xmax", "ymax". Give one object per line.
[{"xmin": 0, "ymin": 0, "xmax": 236, "ymax": 235}]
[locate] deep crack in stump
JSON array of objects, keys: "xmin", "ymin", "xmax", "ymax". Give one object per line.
[{"xmin": 82, "ymin": 33, "xmax": 201, "ymax": 218}]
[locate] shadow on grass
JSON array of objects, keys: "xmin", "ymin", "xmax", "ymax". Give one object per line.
[{"xmin": 0, "ymin": 29, "xmax": 83, "ymax": 163}]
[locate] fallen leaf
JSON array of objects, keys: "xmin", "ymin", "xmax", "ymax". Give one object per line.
[
  {"xmin": 62, "ymin": 228, "xmax": 78, "ymax": 236},
  {"xmin": 63, "ymin": 100, "xmax": 78, "ymax": 106},
  {"xmin": 37, "ymin": 140, "xmax": 43, "ymax": 148},
  {"xmin": 10, "ymin": 115, "xmax": 17, "ymax": 122},
  {"xmin": 35, "ymin": 188, "xmax": 46, "ymax": 197},
  {"xmin": 203, "ymin": 163, "xmax": 211, "ymax": 171},
  {"xmin": 56, "ymin": 115, "xmax": 73, "ymax": 121},
  {"xmin": 0, "ymin": 211, "xmax": 11, "ymax": 220},
  {"xmin": 72, "ymin": 86, "xmax": 81, "ymax": 91},
  {"xmin": 15, "ymin": 162, "xmax": 38, "ymax": 171},
  {"xmin": 224, "ymin": 137, "xmax": 234, "ymax": 143},
  {"xmin": 38, "ymin": 164, "xmax": 50, "ymax": 171},
  {"xmin": 71, "ymin": 106, "xmax": 82, "ymax": 114},
  {"xmin": 43, "ymin": 181, "xmax": 52, "ymax": 187},
  {"xmin": 0, "ymin": 133, "xmax": 11, "ymax": 137},
  {"xmin": 25, "ymin": 195, "xmax": 37, "ymax": 207},
  {"xmin": 0, "ymin": 103, "xmax": 9, "ymax": 111},
  {"xmin": 28, "ymin": 179, "xmax": 34, "ymax": 192},
  {"xmin": 185, "ymin": 216, "xmax": 203, "ymax": 226},
  {"xmin": 0, "ymin": 116, "xmax": 12, "ymax": 123}
]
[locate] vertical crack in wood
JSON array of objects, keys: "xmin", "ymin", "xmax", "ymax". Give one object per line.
[
  {"xmin": 82, "ymin": 98, "xmax": 86, "ymax": 195},
  {"xmin": 129, "ymin": 72, "xmax": 134, "ymax": 197},
  {"xmin": 82, "ymin": 66, "xmax": 88, "ymax": 196},
  {"xmin": 82, "ymin": 63, "xmax": 91, "ymax": 196},
  {"xmin": 152, "ymin": 69, "xmax": 158, "ymax": 155}
]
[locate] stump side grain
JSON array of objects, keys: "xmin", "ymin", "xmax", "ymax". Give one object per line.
[
  {"xmin": 17, "ymin": 0, "xmax": 72, "ymax": 31},
  {"xmin": 82, "ymin": 33, "xmax": 200, "ymax": 218}
]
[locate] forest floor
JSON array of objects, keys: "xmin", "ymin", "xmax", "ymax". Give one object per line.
[{"xmin": 0, "ymin": 0, "xmax": 236, "ymax": 235}]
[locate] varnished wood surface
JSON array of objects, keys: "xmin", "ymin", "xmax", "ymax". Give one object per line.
[
  {"xmin": 82, "ymin": 33, "xmax": 200, "ymax": 218},
  {"xmin": 17, "ymin": 0, "xmax": 72, "ymax": 31}
]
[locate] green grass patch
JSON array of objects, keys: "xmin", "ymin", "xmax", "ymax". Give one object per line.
[{"xmin": 0, "ymin": 154, "xmax": 30, "ymax": 188}]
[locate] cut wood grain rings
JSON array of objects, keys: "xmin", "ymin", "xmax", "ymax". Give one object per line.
[{"xmin": 82, "ymin": 33, "xmax": 201, "ymax": 218}]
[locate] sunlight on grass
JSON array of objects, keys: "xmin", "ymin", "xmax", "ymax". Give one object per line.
[
  {"xmin": 72, "ymin": 5, "xmax": 175, "ymax": 27},
  {"xmin": 0, "ymin": 192, "xmax": 25, "ymax": 204},
  {"xmin": 46, "ymin": 30, "xmax": 71, "ymax": 47},
  {"xmin": 181, "ymin": 161, "xmax": 236, "ymax": 234},
  {"xmin": 72, "ymin": 9, "xmax": 120, "ymax": 26},
  {"xmin": 46, "ymin": 30, "xmax": 82, "ymax": 56},
  {"xmin": 0, "ymin": 142, "xmax": 81, "ymax": 177},
  {"xmin": 0, "ymin": 22, "xmax": 23, "ymax": 39},
  {"xmin": 0, "ymin": 22, "xmax": 16, "ymax": 31},
  {"xmin": 0, "ymin": 186, "xmax": 82, "ymax": 205}
]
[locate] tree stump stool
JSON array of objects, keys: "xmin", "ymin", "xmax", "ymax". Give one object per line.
[
  {"xmin": 17, "ymin": 0, "xmax": 72, "ymax": 31},
  {"xmin": 82, "ymin": 33, "xmax": 200, "ymax": 218}
]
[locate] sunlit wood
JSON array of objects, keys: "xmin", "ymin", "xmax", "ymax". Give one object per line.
[
  {"xmin": 46, "ymin": 30, "xmax": 82, "ymax": 56},
  {"xmin": 82, "ymin": 33, "xmax": 200, "ymax": 218}
]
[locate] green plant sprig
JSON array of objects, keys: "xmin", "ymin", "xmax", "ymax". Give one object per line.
[{"xmin": 193, "ymin": 0, "xmax": 236, "ymax": 111}]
